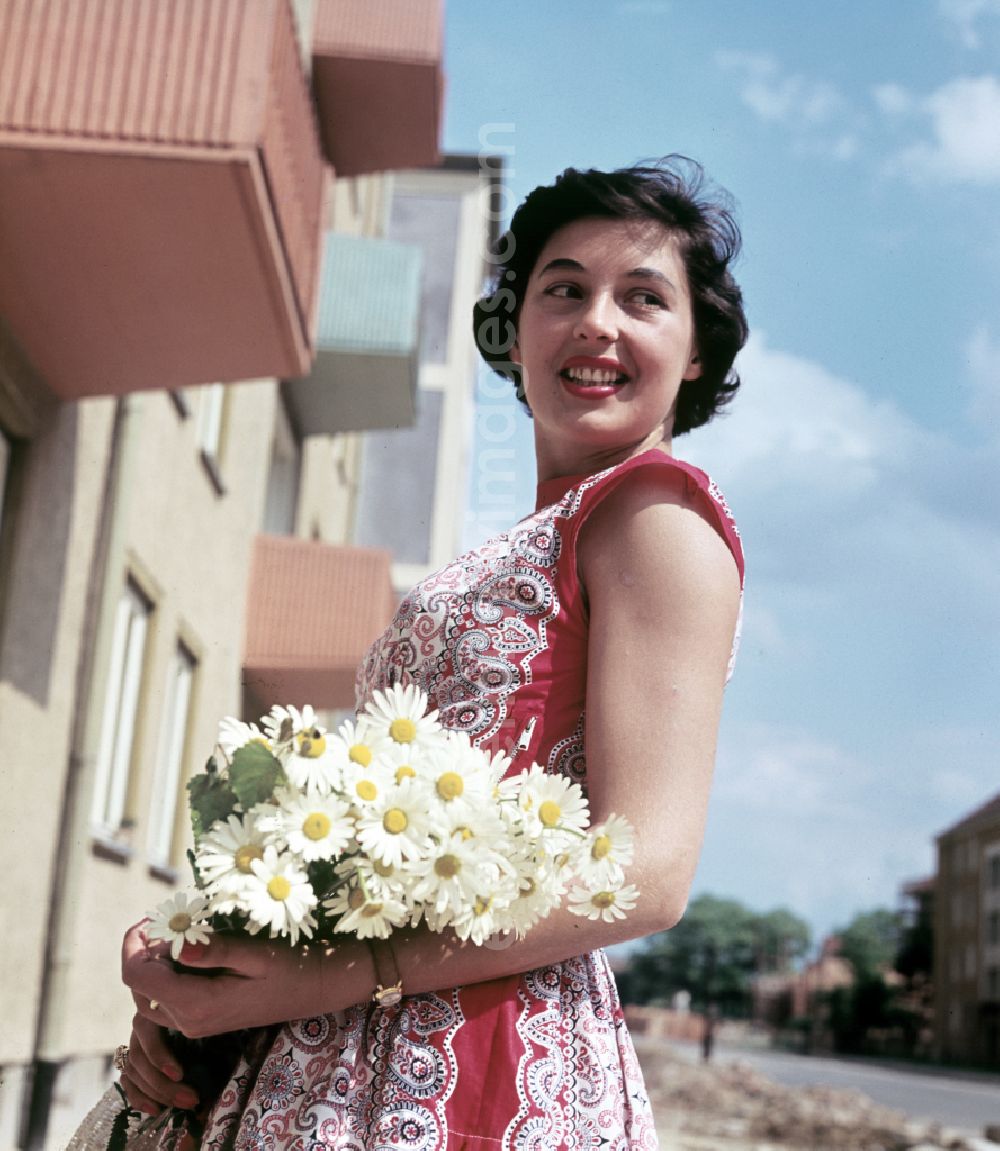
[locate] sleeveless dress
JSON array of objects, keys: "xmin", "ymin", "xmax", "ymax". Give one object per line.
[{"xmin": 197, "ymin": 448, "xmax": 744, "ymax": 1151}]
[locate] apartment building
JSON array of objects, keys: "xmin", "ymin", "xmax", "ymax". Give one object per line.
[
  {"xmin": 0, "ymin": 4, "xmax": 510, "ymax": 1147},
  {"xmin": 934, "ymin": 791, "xmax": 1000, "ymax": 1066}
]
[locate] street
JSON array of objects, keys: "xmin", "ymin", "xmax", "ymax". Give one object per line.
[{"xmin": 665, "ymin": 1038, "xmax": 1000, "ymax": 1133}]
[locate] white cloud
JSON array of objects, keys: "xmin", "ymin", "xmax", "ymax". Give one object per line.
[
  {"xmin": 888, "ymin": 74, "xmax": 1000, "ymax": 184},
  {"xmin": 716, "ymin": 51, "xmax": 845, "ymax": 128},
  {"xmin": 938, "ymin": 0, "xmax": 1000, "ymax": 48},
  {"xmin": 872, "ymin": 82, "xmax": 915, "ymax": 117}
]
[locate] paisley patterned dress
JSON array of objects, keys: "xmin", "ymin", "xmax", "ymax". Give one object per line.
[{"xmin": 198, "ymin": 448, "xmax": 744, "ymax": 1150}]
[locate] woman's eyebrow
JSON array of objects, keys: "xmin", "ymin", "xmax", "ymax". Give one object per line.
[
  {"xmin": 627, "ymin": 266, "xmax": 676, "ymax": 290},
  {"xmin": 537, "ymin": 258, "xmax": 676, "ymax": 291},
  {"xmin": 538, "ymin": 257, "xmax": 585, "ymax": 275}
]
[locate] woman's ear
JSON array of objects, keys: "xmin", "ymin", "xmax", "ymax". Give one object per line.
[{"xmin": 683, "ymin": 349, "xmax": 702, "ymax": 381}]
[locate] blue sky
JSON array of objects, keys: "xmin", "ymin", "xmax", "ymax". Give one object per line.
[{"xmin": 446, "ymin": 0, "xmax": 1000, "ymax": 947}]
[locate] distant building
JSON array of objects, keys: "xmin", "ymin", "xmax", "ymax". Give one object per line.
[
  {"xmin": 751, "ymin": 935, "xmax": 854, "ymax": 1052},
  {"xmin": 933, "ymin": 791, "xmax": 1000, "ymax": 1066}
]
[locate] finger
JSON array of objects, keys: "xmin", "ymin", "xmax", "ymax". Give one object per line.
[
  {"xmin": 129, "ymin": 1020, "xmax": 200, "ymax": 1109},
  {"xmin": 120, "ymin": 1070, "xmax": 166, "ymax": 1117}
]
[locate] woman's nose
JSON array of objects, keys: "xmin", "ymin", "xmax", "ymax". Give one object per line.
[{"xmin": 573, "ymin": 293, "xmax": 618, "ymax": 341}]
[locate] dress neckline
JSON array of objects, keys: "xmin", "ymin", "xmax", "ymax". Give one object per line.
[{"xmin": 533, "ymin": 447, "xmax": 677, "ymax": 511}]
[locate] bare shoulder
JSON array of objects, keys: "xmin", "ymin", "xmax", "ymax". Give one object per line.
[{"xmin": 577, "ymin": 466, "xmax": 741, "ymax": 613}]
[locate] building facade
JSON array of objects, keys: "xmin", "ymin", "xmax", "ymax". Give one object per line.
[
  {"xmin": 933, "ymin": 791, "xmax": 1000, "ymax": 1066},
  {"xmin": 0, "ymin": 4, "xmax": 507, "ymax": 1148}
]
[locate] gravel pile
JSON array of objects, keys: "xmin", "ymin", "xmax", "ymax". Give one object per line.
[{"xmin": 637, "ymin": 1044, "xmax": 999, "ymax": 1151}]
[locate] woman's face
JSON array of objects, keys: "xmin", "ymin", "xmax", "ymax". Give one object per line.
[{"xmin": 512, "ymin": 216, "xmax": 701, "ymax": 477}]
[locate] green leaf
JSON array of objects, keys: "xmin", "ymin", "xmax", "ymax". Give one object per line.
[
  {"xmin": 229, "ymin": 742, "xmax": 284, "ymax": 810},
  {"xmin": 187, "ymin": 773, "xmax": 237, "ymax": 841}
]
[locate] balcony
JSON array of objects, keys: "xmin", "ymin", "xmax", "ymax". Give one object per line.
[
  {"xmin": 243, "ymin": 534, "xmax": 397, "ymax": 713},
  {"xmin": 0, "ymin": 0, "xmax": 325, "ymax": 400},
  {"xmin": 312, "ymin": 0, "xmax": 442, "ymax": 176},
  {"xmin": 282, "ymin": 231, "xmax": 421, "ymax": 434}
]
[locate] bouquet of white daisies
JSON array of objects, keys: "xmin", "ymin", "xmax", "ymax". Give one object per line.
[{"xmin": 146, "ymin": 684, "xmax": 637, "ymax": 957}]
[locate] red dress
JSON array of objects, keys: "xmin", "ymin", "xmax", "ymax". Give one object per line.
[{"xmin": 199, "ymin": 448, "xmax": 744, "ymax": 1150}]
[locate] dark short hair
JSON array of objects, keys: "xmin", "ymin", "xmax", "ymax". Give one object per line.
[{"xmin": 472, "ymin": 157, "xmax": 748, "ymax": 436}]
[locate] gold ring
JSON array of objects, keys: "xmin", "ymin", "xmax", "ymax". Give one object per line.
[
  {"xmin": 149, "ymin": 999, "xmax": 160, "ymax": 1011},
  {"xmin": 113, "ymin": 1044, "xmax": 129, "ymax": 1072}
]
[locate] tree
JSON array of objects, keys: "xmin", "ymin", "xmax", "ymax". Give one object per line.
[
  {"xmin": 752, "ymin": 907, "xmax": 812, "ymax": 973},
  {"xmin": 619, "ymin": 895, "xmax": 811, "ymax": 1017},
  {"xmin": 838, "ymin": 908, "xmax": 901, "ymax": 981}
]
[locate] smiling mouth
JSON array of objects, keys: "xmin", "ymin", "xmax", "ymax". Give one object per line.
[{"xmin": 560, "ymin": 366, "xmax": 628, "ymax": 386}]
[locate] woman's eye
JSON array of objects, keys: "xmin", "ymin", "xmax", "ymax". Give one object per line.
[
  {"xmin": 543, "ymin": 282, "xmax": 581, "ymax": 299},
  {"xmin": 629, "ymin": 289, "xmax": 665, "ymax": 308}
]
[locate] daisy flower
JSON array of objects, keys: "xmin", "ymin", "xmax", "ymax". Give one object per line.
[
  {"xmin": 195, "ymin": 811, "xmax": 270, "ymax": 891},
  {"xmin": 423, "ymin": 737, "xmax": 493, "ymax": 810},
  {"xmin": 567, "ymin": 882, "xmax": 640, "ymax": 923},
  {"xmin": 354, "ymin": 778, "xmax": 433, "ymax": 867},
  {"xmin": 407, "ymin": 831, "xmax": 506, "ymax": 917},
  {"xmin": 506, "ymin": 766, "xmax": 590, "ymax": 839},
  {"xmin": 449, "ymin": 892, "xmax": 509, "ymax": 946},
  {"xmin": 145, "ymin": 892, "xmax": 213, "ymax": 960},
  {"xmin": 282, "ymin": 742, "xmax": 341, "ymax": 796},
  {"xmin": 340, "ymin": 757, "xmax": 396, "ymax": 810},
  {"xmin": 331, "ymin": 715, "xmax": 391, "ymax": 770},
  {"xmin": 575, "ymin": 814, "xmax": 635, "ymax": 885},
  {"xmin": 326, "ymin": 882, "xmax": 409, "ymax": 940},
  {"xmin": 362, "ymin": 683, "xmax": 445, "ymax": 752},
  {"xmin": 217, "ymin": 716, "xmax": 267, "ymax": 759},
  {"xmin": 265, "ymin": 790, "xmax": 354, "ymax": 863},
  {"xmin": 333, "ymin": 853, "xmax": 414, "ymax": 904},
  {"xmin": 260, "ymin": 704, "xmax": 319, "ymax": 757},
  {"xmin": 244, "ymin": 847, "xmax": 318, "ymax": 945}
]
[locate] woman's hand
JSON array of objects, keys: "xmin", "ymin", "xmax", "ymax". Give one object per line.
[
  {"xmin": 119, "ymin": 1007, "xmax": 198, "ymax": 1116},
  {"xmin": 121, "ymin": 921, "xmax": 371, "ymax": 1040}
]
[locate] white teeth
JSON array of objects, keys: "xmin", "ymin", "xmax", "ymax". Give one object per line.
[{"xmin": 564, "ymin": 367, "xmax": 624, "ymax": 384}]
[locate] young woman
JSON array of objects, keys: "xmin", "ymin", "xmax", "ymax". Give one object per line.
[{"xmin": 121, "ymin": 157, "xmax": 748, "ymax": 1148}]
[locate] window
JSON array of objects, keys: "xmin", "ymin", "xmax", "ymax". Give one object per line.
[
  {"xmin": 147, "ymin": 642, "xmax": 196, "ymax": 872},
  {"xmin": 90, "ymin": 579, "xmax": 152, "ymax": 842},
  {"xmin": 988, "ymin": 852, "xmax": 1000, "ymax": 890},
  {"xmin": 263, "ymin": 396, "xmax": 302, "ymax": 535},
  {"xmin": 355, "ymin": 390, "xmax": 443, "ymax": 565},
  {"xmin": 388, "ymin": 191, "xmax": 461, "ymax": 365},
  {"xmin": 990, "ymin": 911, "xmax": 1000, "ymax": 947},
  {"xmin": 195, "ymin": 383, "xmax": 227, "ymax": 493}
]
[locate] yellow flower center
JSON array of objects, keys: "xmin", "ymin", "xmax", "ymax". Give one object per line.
[
  {"xmin": 297, "ymin": 729, "xmax": 327, "ymax": 758},
  {"xmin": 538, "ymin": 800, "xmax": 561, "ymax": 828},
  {"xmin": 361, "ymin": 903, "xmax": 384, "ymax": 918},
  {"xmin": 395, "ymin": 765, "xmax": 416, "ymax": 783},
  {"xmin": 267, "ymin": 876, "xmax": 292, "ymax": 902},
  {"xmin": 389, "ymin": 717, "xmax": 417, "ymax": 743},
  {"xmin": 592, "ymin": 834, "xmax": 612, "ymax": 860},
  {"xmin": 383, "ymin": 808, "xmax": 408, "ymax": 834},
  {"xmin": 473, "ymin": 895, "xmax": 492, "ymax": 916},
  {"xmin": 349, "ymin": 887, "xmax": 366, "ymax": 910},
  {"xmin": 349, "ymin": 744, "xmax": 373, "ymax": 766},
  {"xmin": 303, "ymin": 812, "xmax": 331, "ymax": 841},
  {"xmin": 454, "ymin": 825, "xmax": 474, "ymax": 841},
  {"xmin": 355, "ymin": 779, "xmax": 378, "ymax": 801},
  {"xmin": 434, "ymin": 854, "xmax": 460, "ymax": 878},
  {"xmin": 436, "ymin": 772, "xmax": 464, "ymax": 800},
  {"xmin": 520, "ymin": 878, "xmax": 536, "ymax": 897},
  {"xmin": 374, "ymin": 860, "xmax": 395, "ymax": 877},
  {"xmin": 235, "ymin": 844, "xmax": 264, "ymax": 874},
  {"xmin": 592, "ymin": 891, "xmax": 616, "ymax": 910},
  {"xmin": 168, "ymin": 912, "xmax": 192, "ymax": 933}
]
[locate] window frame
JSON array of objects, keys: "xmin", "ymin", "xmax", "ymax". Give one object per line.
[
  {"xmin": 90, "ymin": 578, "xmax": 152, "ymax": 850},
  {"xmin": 147, "ymin": 640, "xmax": 197, "ymax": 876}
]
